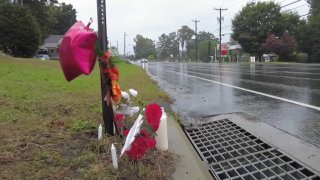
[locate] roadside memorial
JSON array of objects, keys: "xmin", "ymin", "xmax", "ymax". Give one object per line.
[{"xmin": 58, "ymin": 9, "xmax": 169, "ymax": 162}]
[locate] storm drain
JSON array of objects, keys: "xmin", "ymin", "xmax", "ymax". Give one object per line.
[{"xmin": 185, "ymin": 119, "xmax": 320, "ymax": 180}]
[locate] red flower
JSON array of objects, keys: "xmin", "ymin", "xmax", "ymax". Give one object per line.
[
  {"xmin": 100, "ymin": 51, "xmax": 111, "ymax": 64},
  {"xmin": 139, "ymin": 130, "xmax": 156, "ymax": 149},
  {"xmin": 108, "ymin": 67, "xmax": 119, "ymax": 81},
  {"xmin": 115, "ymin": 113, "xmax": 125, "ymax": 121},
  {"xmin": 123, "ymin": 129, "xmax": 130, "ymax": 136},
  {"xmin": 114, "ymin": 113, "xmax": 125, "ymax": 128},
  {"xmin": 126, "ymin": 130, "xmax": 156, "ymax": 160},
  {"xmin": 145, "ymin": 104, "xmax": 162, "ymax": 131},
  {"xmin": 126, "ymin": 136, "xmax": 148, "ymax": 160}
]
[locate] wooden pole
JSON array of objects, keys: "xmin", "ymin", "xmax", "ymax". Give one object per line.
[{"xmin": 97, "ymin": 0, "xmax": 114, "ymax": 135}]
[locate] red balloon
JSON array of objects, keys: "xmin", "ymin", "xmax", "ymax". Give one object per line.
[{"xmin": 59, "ymin": 21, "xmax": 98, "ymax": 81}]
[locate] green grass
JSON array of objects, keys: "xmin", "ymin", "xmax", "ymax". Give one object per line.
[{"xmin": 0, "ymin": 56, "xmax": 175, "ymax": 179}]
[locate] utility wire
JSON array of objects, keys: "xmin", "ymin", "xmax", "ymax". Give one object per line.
[
  {"xmin": 283, "ymin": 3, "xmax": 308, "ymax": 12},
  {"xmin": 281, "ymin": 0, "xmax": 302, "ymax": 8},
  {"xmin": 225, "ymin": 0, "xmax": 306, "ymax": 34},
  {"xmin": 279, "ymin": 0, "xmax": 290, "ymax": 3}
]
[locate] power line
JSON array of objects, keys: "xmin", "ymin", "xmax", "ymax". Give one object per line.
[
  {"xmin": 226, "ymin": 0, "xmax": 305, "ymax": 35},
  {"xmin": 281, "ymin": 0, "xmax": 302, "ymax": 8},
  {"xmin": 279, "ymin": 0, "xmax": 290, "ymax": 3},
  {"xmin": 283, "ymin": 3, "xmax": 308, "ymax": 12}
]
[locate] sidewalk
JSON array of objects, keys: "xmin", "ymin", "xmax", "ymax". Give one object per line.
[{"xmin": 167, "ymin": 116, "xmax": 213, "ymax": 180}]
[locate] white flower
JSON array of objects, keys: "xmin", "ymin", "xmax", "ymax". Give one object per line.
[
  {"xmin": 121, "ymin": 91, "xmax": 130, "ymax": 100},
  {"xmin": 129, "ymin": 89, "xmax": 138, "ymax": 97},
  {"xmin": 130, "ymin": 106, "xmax": 140, "ymax": 116}
]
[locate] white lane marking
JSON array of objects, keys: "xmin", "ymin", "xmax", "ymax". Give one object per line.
[{"xmin": 166, "ymin": 69, "xmax": 320, "ymax": 111}]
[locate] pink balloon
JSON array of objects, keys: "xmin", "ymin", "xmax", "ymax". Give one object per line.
[{"xmin": 59, "ymin": 21, "xmax": 98, "ymax": 81}]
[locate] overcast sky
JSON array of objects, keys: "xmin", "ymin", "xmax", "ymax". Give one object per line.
[{"xmin": 60, "ymin": 0, "xmax": 309, "ymax": 56}]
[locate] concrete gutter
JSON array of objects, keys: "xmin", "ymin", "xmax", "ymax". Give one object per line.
[{"xmin": 167, "ymin": 116, "xmax": 213, "ymax": 180}]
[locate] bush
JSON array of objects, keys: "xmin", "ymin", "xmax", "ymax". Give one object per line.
[
  {"xmin": 147, "ymin": 55, "xmax": 155, "ymax": 61},
  {"xmin": 110, "ymin": 56, "xmax": 126, "ymax": 64},
  {"xmin": 290, "ymin": 52, "xmax": 308, "ymax": 63}
]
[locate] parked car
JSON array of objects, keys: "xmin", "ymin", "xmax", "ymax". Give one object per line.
[
  {"xmin": 141, "ymin": 58, "xmax": 148, "ymax": 63},
  {"xmin": 34, "ymin": 54, "xmax": 50, "ymax": 60}
]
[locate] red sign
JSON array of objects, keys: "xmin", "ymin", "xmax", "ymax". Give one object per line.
[
  {"xmin": 221, "ymin": 44, "xmax": 229, "ymax": 50},
  {"xmin": 221, "ymin": 50, "xmax": 228, "ymax": 55}
]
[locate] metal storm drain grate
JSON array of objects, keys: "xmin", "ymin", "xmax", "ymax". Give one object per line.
[{"xmin": 185, "ymin": 119, "xmax": 320, "ymax": 180}]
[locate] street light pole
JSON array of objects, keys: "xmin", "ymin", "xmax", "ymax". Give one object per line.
[{"xmin": 97, "ymin": 0, "xmax": 114, "ymax": 135}]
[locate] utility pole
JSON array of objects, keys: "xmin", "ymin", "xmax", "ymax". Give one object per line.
[
  {"xmin": 124, "ymin": 32, "xmax": 127, "ymax": 58},
  {"xmin": 176, "ymin": 31, "xmax": 180, "ymax": 62},
  {"xmin": 97, "ymin": 0, "xmax": 114, "ymax": 135},
  {"xmin": 153, "ymin": 40, "xmax": 156, "ymax": 59},
  {"xmin": 117, "ymin": 41, "xmax": 119, "ymax": 54},
  {"xmin": 192, "ymin": 19, "xmax": 200, "ymax": 62},
  {"xmin": 214, "ymin": 8, "xmax": 227, "ymax": 63}
]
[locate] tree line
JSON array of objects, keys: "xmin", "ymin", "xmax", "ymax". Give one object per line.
[
  {"xmin": 133, "ymin": 26, "xmax": 218, "ymax": 62},
  {"xmin": 0, "ymin": 0, "xmax": 76, "ymax": 57},
  {"xmin": 134, "ymin": 0, "xmax": 319, "ymax": 63},
  {"xmin": 232, "ymin": 0, "xmax": 320, "ymax": 62}
]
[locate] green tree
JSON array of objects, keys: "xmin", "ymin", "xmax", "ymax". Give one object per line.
[
  {"xmin": 307, "ymin": 0, "xmax": 320, "ymax": 17},
  {"xmin": 22, "ymin": 0, "xmax": 58, "ymax": 41},
  {"xmin": 18, "ymin": 0, "xmax": 58, "ymax": 6},
  {"xmin": 197, "ymin": 40, "xmax": 218, "ymax": 62},
  {"xmin": 50, "ymin": 3, "xmax": 77, "ymax": 35},
  {"xmin": 147, "ymin": 55, "xmax": 155, "ymax": 61},
  {"xmin": 197, "ymin": 31, "xmax": 215, "ymax": 41},
  {"xmin": 1, "ymin": 1, "xmax": 76, "ymax": 40},
  {"xmin": 186, "ymin": 31, "xmax": 217, "ymax": 61},
  {"xmin": 133, "ymin": 34, "xmax": 155, "ymax": 59},
  {"xmin": 300, "ymin": 0, "xmax": 320, "ymax": 62},
  {"xmin": 0, "ymin": 0, "xmax": 10, "ymax": 3},
  {"xmin": 157, "ymin": 32, "xmax": 179, "ymax": 59},
  {"xmin": 0, "ymin": 3, "xmax": 41, "ymax": 57},
  {"xmin": 177, "ymin": 25, "xmax": 194, "ymax": 57},
  {"xmin": 232, "ymin": 2, "xmax": 286, "ymax": 59},
  {"xmin": 281, "ymin": 12, "xmax": 302, "ymax": 36}
]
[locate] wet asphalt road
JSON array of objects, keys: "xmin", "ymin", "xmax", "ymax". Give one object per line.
[{"xmin": 146, "ymin": 62, "xmax": 320, "ymax": 147}]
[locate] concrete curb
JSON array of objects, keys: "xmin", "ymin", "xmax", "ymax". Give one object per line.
[{"xmin": 167, "ymin": 116, "xmax": 213, "ymax": 180}]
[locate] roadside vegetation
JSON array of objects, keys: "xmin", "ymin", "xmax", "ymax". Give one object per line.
[
  {"xmin": 0, "ymin": 55, "xmax": 175, "ymax": 179},
  {"xmin": 131, "ymin": 1, "xmax": 319, "ymax": 63},
  {"xmin": 0, "ymin": 0, "xmax": 76, "ymax": 57}
]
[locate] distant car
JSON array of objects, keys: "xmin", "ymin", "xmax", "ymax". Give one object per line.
[
  {"xmin": 34, "ymin": 54, "xmax": 50, "ymax": 60},
  {"xmin": 141, "ymin": 59, "xmax": 148, "ymax": 63}
]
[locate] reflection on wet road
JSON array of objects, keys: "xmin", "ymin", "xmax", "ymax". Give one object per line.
[{"xmin": 147, "ymin": 62, "xmax": 320, "ymax": 147}]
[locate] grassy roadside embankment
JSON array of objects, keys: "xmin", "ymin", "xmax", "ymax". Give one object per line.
[{"xmin": 0, "ymin": 56, "xmax": 175, "ymax": 179}]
